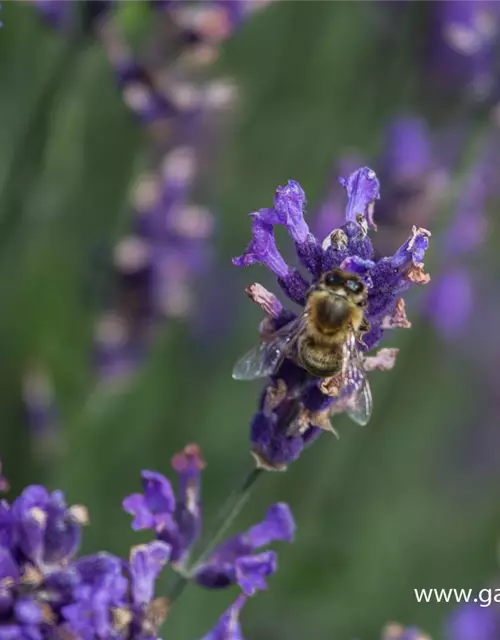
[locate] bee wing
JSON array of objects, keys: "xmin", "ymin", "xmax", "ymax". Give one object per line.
[
  {"xmin": 339, "ymin": 330, "xmax": 373, "ymax": 426},
  {"xmin": 232, "ymin": 316, "xmax": 305, "ymax": 381}
]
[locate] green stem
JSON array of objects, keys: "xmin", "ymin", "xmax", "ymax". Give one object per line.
[{"xmin": 166, "ymin": 467, "xmax": 264, "ymax": 604}]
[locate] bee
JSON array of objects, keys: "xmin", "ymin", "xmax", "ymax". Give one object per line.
[{"xmin": 233, "ymin": 268, "xmax": 373, "ymax": 426}]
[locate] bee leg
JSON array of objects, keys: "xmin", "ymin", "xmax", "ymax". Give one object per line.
[{"xmin": 359, "ymin": 318, "xmax": 370, "ymax": 333}]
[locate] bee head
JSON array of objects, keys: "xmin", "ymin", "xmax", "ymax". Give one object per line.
[{"xmin": 317, "ymin": 269, "xmax": 367, "ymax": 307}]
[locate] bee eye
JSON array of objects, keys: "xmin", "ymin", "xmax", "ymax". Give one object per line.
[
  {"xmin": 346, "ymin": 279, "xmax": 363, "ymax": 293},
  {"xmin": 324, "ymin": 272, "xmax": 342, "ymax": 287}
]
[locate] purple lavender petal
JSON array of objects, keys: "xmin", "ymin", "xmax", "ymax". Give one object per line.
[
  {"xmin": 314, "ymin": 155, "xmax": 364, "ymax": 241},
  {"xmin": 14, "ymin": 598, "xmax": 43, "ymax": 626},
  {"xmin": 62, "ymin": 590, "xmax": 113, "ymax": 640},
  {"xmin": 141, "ymin": 470, "xmax": 176, "ymax": 516},
  {"xmin": 200, "ymin": 595, "xmax": 247, "ymax": 640},
  {"xmin": 123, "ymin": 470, "xmax": 185, "ymax": 561},
  {"xmin": 235, "ymin": 551, "xmax": 277, "ymax": 596},
  {"xmin": 340, "ymin": 256, "xmax": 376, "ymax": 281},
  {"xmin": 11, "ymin": 485, "xmax": 84, "ymax": 570},
  {"xmin": 171, "ymin": 444, "xmax": 205, "ymax": 557},
  {"xmin": 271, "ymin": 180, "xmax": 310, "ymax": 244},
  {"xmin": 0, "ymin": 548, "xmax": 19, "ymax": 583},
  {"xmin": 121, "ymin": 493, "xmax": 156, "ymax": 530},
  {"xmin": 11, "ymin": 486, "xmax": 49, "ymax": 567},
  {"xmin": 233, "ymin": 215, "xmax": 289, "ymax": 279},
  {"xmin": 245, "ymin": 504, "xmax": 295, "ymax": 547},
  {"xmin": 340, "ymin": 167, "xmax": 380, "ymax": 230},
  {"xmin": 386, "ymin": 226, "xmax": 431, "ymax": 271},
  {"xmin": 45, "ymin": 491, "xmax": 84, "ymax": 566},
  {"xmin": 73, "ymin": 552, "xmax": 126, "ymax": 593},
  {"xmin": 129, "ymin": 541, "xmax": 171, "ymax": 606},
  {"xmin": 123, "ymin": 472, "xmax": 179, "ymax": 542}
]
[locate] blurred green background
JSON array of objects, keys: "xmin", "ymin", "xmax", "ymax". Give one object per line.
[{"xmin": 1, "ymin": 1, "xmax": 500, "ymax": 638}]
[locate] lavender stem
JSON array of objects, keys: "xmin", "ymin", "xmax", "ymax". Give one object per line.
[{"xmin": 167, "ymin": 467, "xmax": 263, "ymax": 603}]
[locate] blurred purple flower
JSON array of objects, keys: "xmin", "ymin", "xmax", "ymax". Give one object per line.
[
  {"xmin": 154, "ymin": 0, "xmax": 274, "ymax": 65},
  {"xmin": 374, "ymin": 116, "xmax": 449, "ymax": 258},
  {"xmin": 89, "ymin": 3, "xmax": 244, "ymax": 383},
  {"xmin": 22, "ymin": 366, "xmax": 61, "ymax": 457},
  {"xmin": 32, "ymin": 0, "xmax": 265, "ymax": 381},
  {"xmin": 382, "ymin": 622, "xmax": 432, "ymax": 640},
  {"xmin": 29, "ymin": 0, "xmax": 111, "ymax": 33},
  {"xmin": 428, "ymin": 0, "xmax": 500, "ymax": 99},
  {"xmin": 425, "ymin": 267, "xmax": 473, "ymax": 340},
  {"xmin": 425, "ymin": 132, "xmax": 499, "ymax": 341},
  {"xmin": 123, "ymin": 444, "xmax": 295, "ymax": 590},
  {"xmin": 380, "ymin": 117, "xmax": 433, "ymax": 184},
  {"xmin": 445, "ymin": 602, "xmax": 499, "ymax": 640},
  {"xmin": 233, "ymin": 168, "xmax": 431, "ymax": 470}
]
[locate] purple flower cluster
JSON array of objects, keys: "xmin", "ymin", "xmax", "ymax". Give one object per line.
[
  {"xmin": 233, "ymin": 167, "xmax": 431, "ymax": 470},
  {"xmin": 123, "ymin": 444, "xmax": 295, "ymax": 593},
  {"xmin": 0, "ymin": 482, "xmax": 171, "ymax": 639},
  {"xmin": 0, "ymin": 445, "xmax": 295, "ymax": 639}
]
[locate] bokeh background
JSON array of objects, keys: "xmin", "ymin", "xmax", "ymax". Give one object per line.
[{"xmin": 1, "ymin": 1, "xmax": 500, "ymax": 638}]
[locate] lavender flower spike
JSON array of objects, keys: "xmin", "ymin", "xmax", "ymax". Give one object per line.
[
  {"xmin": 0, "ymin": 479, "xmax": 170, "ymax": 639},
  {"xmin": 233, "ymin": 167, "xmax": 430, "ymax": 470},
  {"xmin": 123, "ymin": 445, "xmax": 295, "ymax": 593}
]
